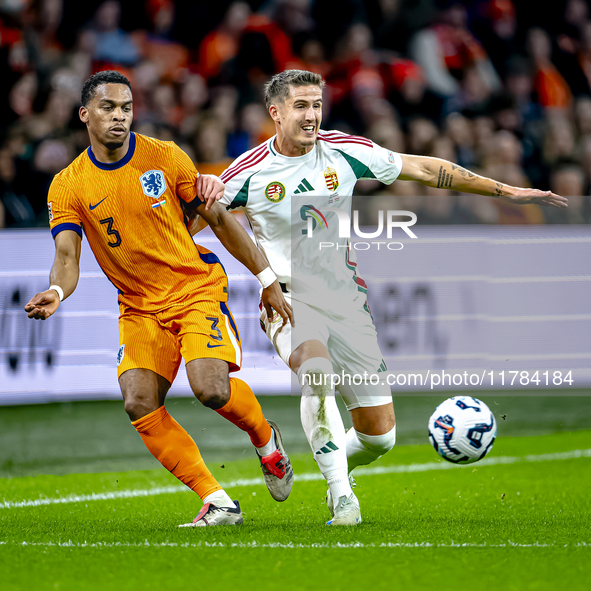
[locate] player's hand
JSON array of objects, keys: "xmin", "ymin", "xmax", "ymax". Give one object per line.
[
  {"xmin": 262, "ymin": 281, "xmax": 294, "ymax": 327},
  {"xmin": 196, "ymin": 174, "xmax": 225, "ymax": 211},
  {"xmin": 24, "ymin": 290, "xmax": 61, "ymax": 320},
  {"xmin": 503, "ymin": 188, "xmax": 568, "ymax": 208}
]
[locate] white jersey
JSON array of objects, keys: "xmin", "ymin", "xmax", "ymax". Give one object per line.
[{"xmin": 220, "ymin": 130, "xmax": 403, "ymax": 316}]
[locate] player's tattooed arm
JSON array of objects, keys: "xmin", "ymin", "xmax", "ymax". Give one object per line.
[
  {"xmin": 399, "ymin": 154, "xmax": 568, "ymax": 208},
  {"xmin": 433, "ymin": 162, "xmax": 504, "ymax": 195},
  {"xmin": 435, "ymin": 164, "xmax": 456, "ymax": 189}
]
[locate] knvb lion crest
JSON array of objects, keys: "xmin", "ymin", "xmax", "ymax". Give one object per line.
[
  {"xmin": 140, "ymin": 170, "xmax": 167, "ymax": 198},
  {"xmin": 117, "ymin": 344, "xmax": 125, "ymax": 367},
  {"xmin": 324, "ymin": 167, "xmax": 339, "ymax": 192}
]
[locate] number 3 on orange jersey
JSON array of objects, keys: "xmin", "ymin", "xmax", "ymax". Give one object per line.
[{"xmin": 99, "ymin": 217, "xmax": 122, "ymax": 248}]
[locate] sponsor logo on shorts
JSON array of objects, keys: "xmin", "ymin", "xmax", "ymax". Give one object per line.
[
  {"xmin": 264, "ymin": 182, "xmax": 286, "ymax": 203},
  {"xmin": 117, "ymin": 344, "xmax": 125, "ymax": 366}
]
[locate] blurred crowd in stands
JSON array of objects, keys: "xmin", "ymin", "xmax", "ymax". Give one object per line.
[{"xmin": 1, "ymin": 0, "xmax": 590, "ymax": 229}]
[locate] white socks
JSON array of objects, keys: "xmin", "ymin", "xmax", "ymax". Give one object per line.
[
  {"xmin": 256, "ymin": 429, "xmax": 277, "ymax": 458},
  {"xmin": 346, "ymin": 425, "xmax": 397, "ymax": 473},
  {"xmin": 203, "ymin": 489, "xmax": 235, "ymax": 509},
  {"xmin": 298, "ymin": 357, "xmax": 352, "ymax": 503}
]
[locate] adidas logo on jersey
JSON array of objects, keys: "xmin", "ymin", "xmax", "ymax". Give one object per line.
[{"xmin": 293, "ymin": 178, "xmax": 315, "ymax": 194}]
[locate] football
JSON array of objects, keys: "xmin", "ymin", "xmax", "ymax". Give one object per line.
[{"xmin": 428, "ymin": 396, "xmax": 497, "ymax": 464}]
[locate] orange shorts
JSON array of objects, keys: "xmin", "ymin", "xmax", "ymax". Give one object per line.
[{"xmin": 117, "ymin": 300, "xmax": 242, "ymax": 383}]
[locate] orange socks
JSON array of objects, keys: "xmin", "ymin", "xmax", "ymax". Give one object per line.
[
  {"xmin": 131, "ymin": 379, "xmax": 270, "ymax": 501},
  {"xmin": 215, "ymin": 378, "xmax": 272, "ymax": 448},
  {"xmin": 132, "ymin": 406, "xmax": 221, "ymax": 500}
]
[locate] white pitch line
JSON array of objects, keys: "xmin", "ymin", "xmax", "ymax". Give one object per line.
[
  {"xmin": 1, "ymin": 449, "xmax": 590, "ymax": 510},
  {"xmin": 0, "ymin": 486, "xmax": 187, "ymax": 509},
  {"xmin": 0, "ymin": 540, "xmax": 589, "ymax": 549}
]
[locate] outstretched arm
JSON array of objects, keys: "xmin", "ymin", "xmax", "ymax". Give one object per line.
[
  {"xmin": 197, "ymin": 201, "xmax": 293, "ymax": 326},
  {"xmin": 24, "ymin": 230, "xmax": 81, "ymax": 320},
  {"xmin": 398, "ymin": 154, "xmax": 568, "ymax": 208}
]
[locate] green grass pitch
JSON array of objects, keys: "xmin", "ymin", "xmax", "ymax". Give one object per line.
[{"xmin": 1, "ymin": 393, "xmax": 590, "ymax": 590}]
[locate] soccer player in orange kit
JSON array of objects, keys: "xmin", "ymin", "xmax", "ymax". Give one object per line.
[{"xmin": 25, "ymin": 70, "xmax": 294, "ymax": 527}]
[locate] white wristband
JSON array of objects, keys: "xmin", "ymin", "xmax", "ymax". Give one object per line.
[
  {"xmin": 256, "ymin": 267, "xmax": 277, "ymax": 289},
  {"xmin": 49, "ymin": 285, "xmax": 64, "ymax": 302}
]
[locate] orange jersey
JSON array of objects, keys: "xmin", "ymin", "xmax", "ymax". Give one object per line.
[{"xmin": 48, "ymin": 133, "xmax": 227, "ymax": 312}]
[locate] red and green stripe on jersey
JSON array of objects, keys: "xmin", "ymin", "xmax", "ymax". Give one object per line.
[{"xmin": 345, "ymin": 241, "xmax": 368, "ymax": 295}]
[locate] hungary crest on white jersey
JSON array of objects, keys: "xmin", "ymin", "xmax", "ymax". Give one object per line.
[{"xmin": 220, "ymin": 130, "xmax": 403, "ymax": 316}]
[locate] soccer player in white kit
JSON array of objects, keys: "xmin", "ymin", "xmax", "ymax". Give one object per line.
[{"xmin": 212, "ymin": 70, "xmax": 567, "ymax": 525}]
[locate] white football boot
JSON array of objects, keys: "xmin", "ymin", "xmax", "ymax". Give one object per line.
[
  {"xmin": 326, "ymin": 474, "xmax": 357, "ymax": 518},
  {"xmin": 178, "ymin": 501, "xmax": 243, "ymax": 527},
  {"xmin": 326, "ymin": 493, "xmax": 362, "ymax": 526}
]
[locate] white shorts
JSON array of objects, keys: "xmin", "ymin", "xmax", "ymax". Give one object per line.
[{"xmin": 260, "ymin": 296, "xmax": 392, "ymax": 410}]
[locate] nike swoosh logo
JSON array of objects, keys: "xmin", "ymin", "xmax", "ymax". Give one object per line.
[
  {"xmin": 206, "ymin": 343, "xmax": 224, "ymax": 348},
  {"xmin": 89, "ymin": 197, "xmax": 108, "ymax": 210}
]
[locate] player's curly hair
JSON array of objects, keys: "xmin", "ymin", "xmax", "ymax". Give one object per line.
[
  {"xmin": 81, "ymin": 71, "xmax": 132, "ymax": 106},
  {"xmin": 264, "ymin": 70, "xmax": 325, "ymax": 109}
]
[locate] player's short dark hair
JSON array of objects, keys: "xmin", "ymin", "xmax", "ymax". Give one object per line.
[
  {"xmin": 81, "ymin": 71, "xmax": 132, "ymax": 106},
  {"xmin": 264, "ymin": 70, "xmax": 325, "ymax": 109}
]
